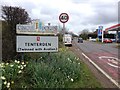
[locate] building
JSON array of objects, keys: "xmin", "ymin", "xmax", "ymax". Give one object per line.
[{"xmin": 105, "ymin": 24, "xmax": 120, "ymax": 42}]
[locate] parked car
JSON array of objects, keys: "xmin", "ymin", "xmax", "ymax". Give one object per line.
[
  {"xmin": 89, "ymin": 38, "xmax": 96, "ymax": 42},
  {"xmin": 111, "ymin": 39, "xmax": 116, "ymax": 42},
  {"xmin": 78, "ymin": 38, "xmax": 83, "ymax": 43},
  {"xmin": 117, "ymin": 39, "xmax": 120, "ymax": 43},
  {"xmin": 103, "ymin": 38, "xmax": 112, "ymax": 43}
]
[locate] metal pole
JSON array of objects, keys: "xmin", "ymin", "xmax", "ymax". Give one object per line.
[
  {"xmin": 63, "ymin": 23, "xmax": 65, "ymax": 35},
  {"xmin": 102, "ymin": 29, "xmax": 104, "ymax": 43},
  {"xmin": 63, "ymin": 23, "xmax": 65, "ymax": 44},
  {"xmin": 21, "ymin": 52, "xmax": 24, "ymax": 60},
  {"xmin": 116, "ymin": 31, "xmax": 118, "ymax": 43}
]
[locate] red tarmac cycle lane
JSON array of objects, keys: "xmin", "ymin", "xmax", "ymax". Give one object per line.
[
  {"xmin": 86, "ymin": 52, "xmax": 119, "ymax": 82},
  {"xmin": 75, "ymin": 40, "xmax": 119, "ymax": 83}
]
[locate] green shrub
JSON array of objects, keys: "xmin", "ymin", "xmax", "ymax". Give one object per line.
[
  {"xmin": 1, "ymin": 48, "xmax": 102, "ymax": 89},
  {"xmin": 25, "ymin": 50, "xmax": 81, "ymax": 88},
  {"xmin": 1, "ymin": 60, "xmax": 28, "ymax": 88}
]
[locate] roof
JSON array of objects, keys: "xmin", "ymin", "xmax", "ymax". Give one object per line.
[{"xmin": 105, "ymin": 24, "xmax": 120, "ymax": 31}]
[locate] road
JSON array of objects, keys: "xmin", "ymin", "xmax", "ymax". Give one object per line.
[{"xmin": 71, "ymin": 39, "xmax": 120, "ymax": 88}]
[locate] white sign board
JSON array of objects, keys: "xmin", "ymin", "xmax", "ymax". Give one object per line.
[
  {"xmin": 16, "ymin": 36, "xmax": 58, "ymax": 52},
  {"xmin": 16, "ymin": 24, "xmax": 58, "ymax": 35}
]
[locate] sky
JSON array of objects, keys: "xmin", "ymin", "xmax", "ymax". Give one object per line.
[{"xmin": 0, "ymin": 0, "xmax": 119, "ymax": 35}]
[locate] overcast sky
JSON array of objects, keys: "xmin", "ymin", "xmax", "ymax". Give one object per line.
[{"xmin": 0, "ymin": 0, "xmax": 119, "ymax": 35}]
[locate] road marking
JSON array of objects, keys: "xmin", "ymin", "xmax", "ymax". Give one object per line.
[
  {"xmin": 99, "ymin": 56, "xmax": 119, "ymax": 61},
  {"xmin": 82, "ymin": 53, "xmax": 120, "ymax": 88},
  {"xmin": 99, "ymin": 56, "xmax": 119, "ymax": 68},
  {"xmin": 108, "ymin": 62, "xmax": 118, "ymax": 68}
]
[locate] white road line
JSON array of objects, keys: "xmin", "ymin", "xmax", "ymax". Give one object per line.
[
  {"xmin": 82, "ymin": 52, "xmax": 120, "ymax": 88},
  {"xmin": 107, "ymin": 62, "xmax": 118, "ymax": 68}
]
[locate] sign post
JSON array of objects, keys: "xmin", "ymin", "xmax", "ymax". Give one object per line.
[
  {"xmin": 16, "ymin": 19, "xmax": 59, "ymax": 61},
  {"xmin": 98, "ymin": 26, "xmax": 103, "ymax": 42},
  {"xmin": 59, "ymin": 13, "xmax": 69, "ymax": 34}
]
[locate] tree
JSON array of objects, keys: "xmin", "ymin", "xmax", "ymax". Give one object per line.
[
  {"xmin": 79, "ymin": 29, "xmax": 89, "ymax": 40},
  {"xmin": 2, "ymin": 6, "xmax": 31, "ymax": 61}
]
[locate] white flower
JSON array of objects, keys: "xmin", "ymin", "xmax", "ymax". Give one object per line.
[
  {"xmin": 18, "ymin": 70, "xmax": 22, "ymax": 73},
  {"xmin": 10, "ymin": 64, "xmax": 14, "ymax": 67},
  {"xmin": 67, "ymin": 76, "xmax": 70, "ymax": 79},
  {"xmin": 1, "ymin": 63, "xmax": 4, "ymax": 65},
  {"xmin": 77, "ymin": 58, "xmax": 79, "ymax": 60},
  {"xmin": 21, "ymin": 62, "xmax": 25, "ymax": 65},
  {"xmin": 6, "ymin": 63, "xmax": 9, "ymax": 65},
  {"xmin": 15, "ymin": 60, "xmax": 18, "ymax": 63},
  {"xmin": 20, "ymin": 66, "xmax": 24, "ymax": 70},
  {"xmin": 1, "ymin": 76, "xmax": 6, "ymax": 80},
  {"xmin": 67, "ymin": 58, "xmax": 70, "ymax": 61},
  {"xmin": 18, "ymin": 66, "xmax": 21, "ymax": 69},
  {"xmin": 4, "ymin": 81, "xmax": 7, "ymax": 85},
  {"xmin": 6, "ymin": 82, "xmax": 10, "ymax": 88},
  {"xmin": 41, "ymin": 57, "xmax": 42, "ymax": 59},
  {"xmin": 23, "ymin": 65, "xmax": 26, "ymax": 67},
  {"xmin": 7, "ymin": 82, "xmax": 10, "ymax": 86},
  {"xmin": 0, "ymin": 63, "xmax": 4, "ymax": 68},
  {"xmin": 78, "ymin": 63, "xmax": 80, "ymax": 65},
  {"xmin": 17, "ymin": 61, "xmax": 20, "ymax": 64},
  {"xmin": 71, "ymin": 78, "xmax": 74, "ymax": 82}
]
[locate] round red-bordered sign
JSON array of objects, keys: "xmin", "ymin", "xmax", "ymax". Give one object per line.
[{"xmin": 59, "ymin": 13, "xmax": 69, "ymax": 23}]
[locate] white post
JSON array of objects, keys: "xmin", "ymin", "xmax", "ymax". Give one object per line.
[{"xmin": 102, "ymin": 29, "xmax": 104, "ymax": 43}]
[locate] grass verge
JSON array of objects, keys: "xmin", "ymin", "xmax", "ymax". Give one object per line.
[{"xmin": 1, "ymin": 47, "xmax": 102, "ymax": 89}]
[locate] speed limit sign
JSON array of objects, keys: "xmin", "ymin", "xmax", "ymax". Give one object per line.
[{"xmin": 59, "ymin": 13, "xmax": 69, "ymax": 23}]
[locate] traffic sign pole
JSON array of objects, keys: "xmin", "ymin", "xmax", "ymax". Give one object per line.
[
  {"xmin": 63, "ymin": 23, "xmax": 65, "ymax": 34},
  {"xmin": 102, "ymin": 29, "xmax": 104, "ymax": 43},
  {"xmin": 59, "ymin": 13, "xmax": 69, "ymax": 35}
]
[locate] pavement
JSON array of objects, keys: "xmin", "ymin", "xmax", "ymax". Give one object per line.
[{"xmin": 73, "ymin": 39, "xmax": 120, "ymax": 88}]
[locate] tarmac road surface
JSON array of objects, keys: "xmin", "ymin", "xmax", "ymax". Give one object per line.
[{"xmin": 72, "ymin": 39, "xmax": 120, "ymax": 88}]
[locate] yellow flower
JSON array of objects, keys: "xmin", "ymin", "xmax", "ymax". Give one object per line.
[
  {"xmin": 1, "ymin": 76, "xmax": 6, "ymax": 80},
  {"xmin": 11, "ymin": 81, "xmax": 14, "ymax": 84}
]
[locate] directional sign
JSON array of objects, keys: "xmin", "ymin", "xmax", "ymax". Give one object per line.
[{"xmin": 59, "ymin": 13, "xmax": 69, "ymax": 23}]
